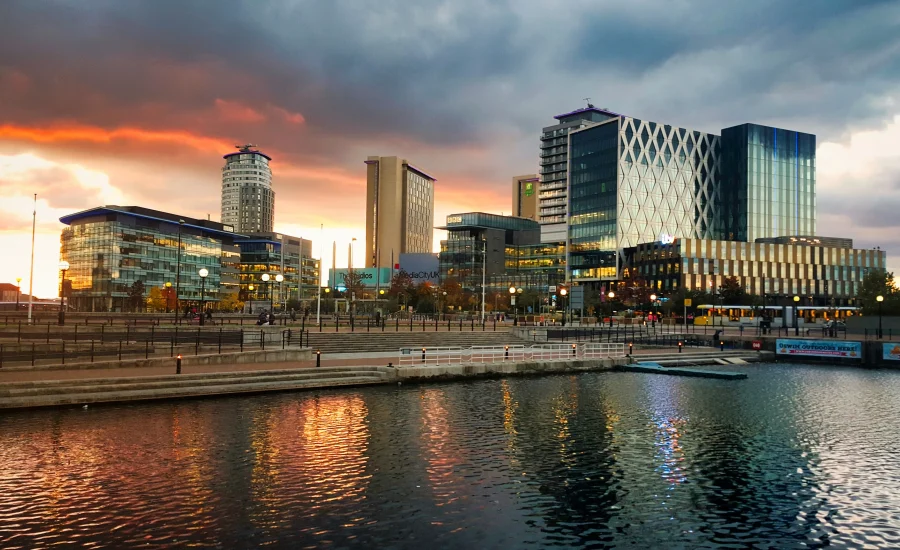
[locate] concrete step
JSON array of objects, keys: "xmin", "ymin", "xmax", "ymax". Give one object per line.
[
  {"xmin": 0, "ymin": 375, "xmax": 387, "ymax": 409},
  {"xmin": 0, "ymin": 369, "xmax": 387, "ymax": 398}
]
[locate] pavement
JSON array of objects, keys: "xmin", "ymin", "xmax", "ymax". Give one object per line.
[{"xmin": 0, "ymin": 346, "xmax": 733, "ymax": 384}]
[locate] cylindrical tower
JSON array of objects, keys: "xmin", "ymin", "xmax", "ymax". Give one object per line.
[{"xmin": 221, "ymin": 144, "xmax": 274, "ymax": 233}]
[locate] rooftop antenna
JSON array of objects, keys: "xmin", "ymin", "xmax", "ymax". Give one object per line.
[
  {"xmin": 236, "ymin": 144, "xmax": 258, "ymax": 153},
  {"xmin": 583, "ymin": 97, "xmax": 594, "ymax": 108}
]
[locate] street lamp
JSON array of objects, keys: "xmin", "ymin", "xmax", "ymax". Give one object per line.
[
  {"xmin": 793, "ymin": 295, "xmax": 800, "ymax": 336},
  {"xmin": 164, "ymin": 282, "xmax": 172, "ymax": 313},
  {"xmin": 262, "ymin": 273, "xmax": 272, "ymax": 312},
  {"xmin": 876, "ymin": 295, "xmax": 884, "ymax": 339},
  {"xmin": 559, "ymin": 287, "xmax": 568, "ymax": 326},
  {"xmin": 275, "ymin": 274, "xmax": 284, "ymax": 311},
  {"xmin": 15, "ymin": 277, "xmax": 21, "ymax": 311},
  {"xmin": 608, "ymin": 291, "xmax": 615, "ymax": 327},
  {"xmin": 650, "ymin": 293, "xmax": 657, "ymax": 327},
  {"xmin": 198, "ymin": 268, "xmax": 208, "ymax": 325},
  {"xmin": 248, "ymin": 284, "xmax": 255, "ymax": 314},
  {"xmin": 58, "ymin": 261, "xmax": 69, "ymax": 325}
]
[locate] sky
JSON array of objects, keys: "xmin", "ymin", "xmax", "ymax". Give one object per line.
[{"xmin": 1, "ymin": 0, "xmax": 900, "ymax": 298}]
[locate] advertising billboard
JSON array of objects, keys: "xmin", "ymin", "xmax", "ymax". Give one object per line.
[
  {"xmin": 776, "ymin": 339, "xmax": 862, "ymax": 359},
  {"xmin": 883, "ymin": 343, "xmax": 900, "ymax": 361},
  {"xmin": 398, "ymin": 253, "xmax": 440, "ymax": 285},
  {"xmin": 328, "ymin": 268, "xmax": 392, "ymax": 289}
]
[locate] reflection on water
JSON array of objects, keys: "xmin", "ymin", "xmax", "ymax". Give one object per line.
[{"xmin": 1, "ymin": 363, "xmax": 900, "ymax": 548}]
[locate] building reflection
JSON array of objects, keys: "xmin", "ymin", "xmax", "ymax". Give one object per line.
[{"xmin": 418, "ymin": 388, "xmax": 467, "ymax": 508}]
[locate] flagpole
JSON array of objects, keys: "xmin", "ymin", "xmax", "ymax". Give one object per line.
[
  {"xmin": 27, "ymin": 193, "xmax": 36, "ymax": 324},
  {"xmin": 316, "ymin": 224, "xmax": 323, "ymax": 325}
]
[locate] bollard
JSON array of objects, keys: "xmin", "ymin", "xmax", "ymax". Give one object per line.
[
  {"xmin": 176, "ymin": 354, "xmax": 182, "ymax": 374},
  {"xmin": 678, "ymin": 341, "xmax": 683, "ymax": 353},
  {"xmin": 422, "ymin": 347, "xmax": 427, "ymax": 363},
  {"xmin": 628, "ymin": 342, "xmax": 633, "ymax": 356},
  {"xmin": 505, "ymin": 345, "xmax": 509, "ymax": 360},
  {"xmin": 720, "ymin": 340, "xmax": 725, "ymax": 351},
  {"xmin": 316, "ymin": 350, "xmax": 321, "ymax": 368},
  {"xmin": 571, "ymin": 343, "xmax": 577, "ymax": 357}
]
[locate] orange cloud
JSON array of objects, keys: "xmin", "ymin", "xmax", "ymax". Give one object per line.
[
  {"xmin": 214, "ymin": 98, "xmax": 266, "ymax": 123},
  {"xmin": 271, "ymin": 105, "xmax": 306, "ymax": 124},
  {"xmin": 0, "ymin": 123, "xmax": 234, "ymax": 154}
]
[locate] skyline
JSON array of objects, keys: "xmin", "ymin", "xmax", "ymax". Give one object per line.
[{"xmin": 2, "ymin": 1, "xmax": 900, "ymax": 298}]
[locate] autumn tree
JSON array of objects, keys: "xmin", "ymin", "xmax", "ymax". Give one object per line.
[
  {"xmin": 146, "ymin": 287, "xmax": 166, "ymax": 312},
  {"xmin": 858, "ymin": 269, "xmax": 900, "ymax": 315},
  {"xmin": 219, "ymin": 292, "xmax": 244, "ymax": 312}
]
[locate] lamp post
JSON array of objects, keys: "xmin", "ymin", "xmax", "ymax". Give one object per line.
[
  {"xmin": 198, "ymin": 268, "xmax": 208, "ymax": 326},
  {"xmin": 275, "ymin": 274, "xmax": 284, "ymax": 312},
  {"xmin": 509, "ymin": 286, "xmax": 517, "ymax": 324},
  {"xmin": 164, "ymin": 282, "xmax": 172, "ymax": 313},
  {"xmin": 876, "ymin": 295, "xmax": 884, "ymax": 339},
  {"xmin": 560, "ymin": 286, "xmax": 568, "ymax": 326},
  {"xmin": 58, "ymin": 261, "xmax": 69, "ymax": 326},
  {"xmin": 174, "ymin": 219, "xmax": 184, "ymax": 325},
  {"xmin": 608, "ymin": 291, "xmax": 615, "ymax": 327},
  {"xmin": 650, "ymin": 293, "xmax": 657, "ymax": 327},
  {"xmin": 793, "ymin": 295, "xmax": 800, "ymax": 336},
  {"xmin": 248, "ymin": 284, "xmax": 254, "ymax": 314},
  {"xmin": 15, "ymin": 277, "xmax": 21, "ymax": 311},
  {"xmin": 262, "ymin": 273, "xmax": 272, "ymax": 312}
]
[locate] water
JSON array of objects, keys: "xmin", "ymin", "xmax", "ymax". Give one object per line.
[{"xmin": 1, "ymin": 363, "xmax": 899, "ymax": 549}]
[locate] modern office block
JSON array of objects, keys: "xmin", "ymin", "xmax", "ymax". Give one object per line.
[
  {"xmin": 721, "ymin": 123, "xmax": 816, "ymax": 241},
  {"xmin": 568, "ymin": 116, "xmax": 721, "ymax": 280},
  {"xmin": 221, "ymin": 144, "xmax": 274, "ymax": 233},
  {"xmin": 59, "ymin": 206, "xmax": 242, "ymax": 312},
  {"xmin": 365, "ymin": 156, "xmax": 435, "ymax": 269},
  {"xmin": 237, "ymin": 232, "xmax": 320, "ymax": 308}
]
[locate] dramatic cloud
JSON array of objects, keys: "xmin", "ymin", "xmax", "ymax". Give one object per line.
[{"xmin": 1, "ymin": 0, "xmax": 900, "ymax": 295}]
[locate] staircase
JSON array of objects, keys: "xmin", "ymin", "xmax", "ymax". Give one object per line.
[
  {"xmin": 305, "ymin": 330, "xmax": 533, "ymax": 354},
  {"xmin": 0, "ymin": 366, "xmax": 392, "ymax": 409}
]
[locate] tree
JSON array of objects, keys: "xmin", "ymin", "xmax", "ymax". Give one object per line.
[
  {"xmin": 858, "ymin": 269, "xmax": 900, "ymax": 315},
  {"xmin": 344, "ymin": 271, "xmax": 367, "ymax": 305},
  {"xmin": 220, "ymin": 292, "xmax": 244, "ymax": 313},
  {"xmin": 619, "ymin": 270, "xmax": 652, "ymax": 308},
  {"xmin": 128, "ymin": 280, "xmax": 146, "ymax": 312},
  {"xmin": 146, "ymin": 287, "xmax": 166, "ymax": 312},
  {"xmin": 718, "ymin": 275, "xmax": 747, "ymax": 305}
]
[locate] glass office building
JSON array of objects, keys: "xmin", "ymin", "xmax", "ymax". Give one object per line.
[
  {"xmin": 59, "ymin": 206, "xmax": 242, "ymax": 312},
  {"xmin": 568, "ymin": 116, "xmax": 721, "ymax": 281},
  {"xmin": 237, "ymin": 233, "xmax": 320, "ymax": 310},
  {"xmin": 721, "ymin": 123, "xmax": 816, "ymax": 242},
  {"xmin": 623, "ymin": 237, "xmax": 884, "ymax": 305}
]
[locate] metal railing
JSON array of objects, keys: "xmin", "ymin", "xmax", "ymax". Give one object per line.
[
  {"xmin": 397, "ymin": 342, "xmax": 627, "ymax": 367},
  {"xmin": 582, "ymin": 343, "xmax": 626, "ymax": 359},
  {"xmin": 398, "ymin": 346, "xmax": 465, "ymax": 367},
  {"xmin": 471, "ymin": 345, "xmax": 527, "ymax": 363}
]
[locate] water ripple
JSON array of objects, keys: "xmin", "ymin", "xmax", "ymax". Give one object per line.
[{"xmin": 1, "ymin": 363, "xmax": 899, "ymax": 548}]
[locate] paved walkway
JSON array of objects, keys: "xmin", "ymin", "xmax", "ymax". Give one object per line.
[{"xmin": 0, "ymin": 347, "xmax": 732, "ymax": 384}]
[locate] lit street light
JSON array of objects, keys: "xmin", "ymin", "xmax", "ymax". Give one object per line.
[
  {"xmin": 559, "ymin": 286, "xmax": 568, "ymax": 326},
  {"xmin": 164, "ymin": 281, "xmax": 172, "ymax": 313},
  {"xmin": 262, "ymin": 273, "xmax": 272, "ymax": 312},
  {"xmin": 275, "ymin": 274, "xmax": 284, "ymax": 311},
  {"xmin": 607, "ymin": 291, "xmax": 615, "ymax": 327},
  {"xmin": 248, "ymin": 284, "xmax": 255, "ymax": 314},
  {"xmin": 58, "ymin": 261, "xmax": 69, "ymax": 326},
  {"xmin": 793, "ymin": 295, "xmax": 800, "ymax": 336},
  {"xmin": 650, "ymin": 293, "xmax": 657, "ymax": 327},
  {"xmin": 15, "ymin": 277, "xmax": 21, "ymax": 311},
  {"xmin": 876, "ymin": 295, "xmax": 884, "ymax": 339},
  {"xmin": 198, "ymin": 268, "xmax": 208, "ymax": 326}
]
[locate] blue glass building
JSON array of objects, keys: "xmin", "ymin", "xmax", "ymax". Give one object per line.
[{"xmin": 721, "ymin": 123, "xmax": 816, "ymax": 242}]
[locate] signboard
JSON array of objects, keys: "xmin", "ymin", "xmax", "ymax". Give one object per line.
[
  {"xmin": 549, "ymin": 285, "xmax": 556, "ymax": 292},
  {"xmin": 883, "ymin": 343, "xmax": 900, "ymax": 361},
  {"xmin": 328, "ymin": 268, "xmax": 392, "ymax": 288},
  {"xmin": 776, "ymin": 339, "xmax": 862, "ymax": 359},
  {"xmin": 524, "ymin": 182, "xmax": 534, "ymax": 196},
  {"xmin": 659, "ymin": 233, "xmax": 676, "ymax": 245},
  {"xmin": 569, "ymin": 286, "xmax": 585, "ymax": 309},
  {"xmin": 751, "ymin": 340, "xmax": 762, "ymax": 350},
  {"xmin": 446, "ymin": 215, "xmax": 463, "ymax": 224},
  {"xmin": 684, "ymin": 298, "xmax": 692, "ymax": 307},
  {"xmin": 398, "ymin": 253, "xmax": 440, "ymax": 285}
]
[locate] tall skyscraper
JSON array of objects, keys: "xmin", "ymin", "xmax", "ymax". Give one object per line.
[
  {"xmin": 364, "ymin": 156, "xmax": 435, "ymax": 269},
  {"xmin": 539, "ymin": 104, "xmax": 620, "ymax": 224},
  {"xmin": 221, "ymin": 144, "xmax": 274, "ymax": 233},
  {"xmin": 512, "ymin": 174, "xmax": 539, "ymax": 221},
  {"xmin": 568, "ymin": 115, "xmax": 722, "ymax": 280},
  {"xmin": 720, "ymin": 123, "xmax": 816, "ymax": 242}
]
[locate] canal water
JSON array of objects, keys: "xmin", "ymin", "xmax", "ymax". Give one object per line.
[{"xmin": 1, "ymin": 363, "xmax": 899, "ymax": 549}]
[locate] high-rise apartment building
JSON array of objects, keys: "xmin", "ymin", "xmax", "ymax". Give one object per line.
[
  {"xmin": 568, "ymin": 115, "xmax": 722, "ymax": 280},
  {"xmin": 364, "ymin": 156, "xmax": 435, "ymax": 269},
  {"xmin": 539, "ymin": 105, "xmax": 620, "ymax": 224},
  {"xmin": 512, "ymin": 174, "xmax": 539, "ymax": 221},
  {"xmin": 721, "ymin": 123, "xmax": 816, "ymax": 242},
  {"xmin": 221, "ymin": 144, "xmax": 274, "ymax": 233}
]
